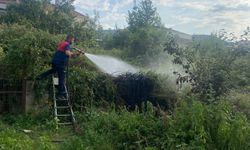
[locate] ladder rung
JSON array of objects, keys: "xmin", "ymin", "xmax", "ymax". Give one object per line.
[
  {"xmin": 58, "ymin": 122, "xmax": 72, "ymax": 125},
  {"xmin": 56, "ymin": 98, "xmax": 68, "ymax": 101},
  {"xmin": 56, "ymin": 106, "xmax": 70, "ymax": 109},
  {"xmin": 57, "ymin": 114, "xmax": 71, "ymax": 117}
]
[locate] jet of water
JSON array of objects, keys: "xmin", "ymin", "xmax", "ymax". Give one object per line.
[{"xmin": 85, "ymin": 53, "xmax": 138, "ymax": 77}]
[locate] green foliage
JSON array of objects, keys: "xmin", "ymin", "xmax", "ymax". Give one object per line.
[
  {"xmin": 0, "ymin": 112, "xmax": 57, "ymax": 150},
  {"xmin": 102, "ymin": 26, "xmax": 170, "ymax": 66},
  {"xmin": 226, "ymin": 90, "xmax": 250, "ymax": 120},
  {"xmin": 127, "ymin": 26, "xmax": 168, "ymax": 64},
  {"xmin": 1, "ymin": 0, "xmax": 74, "ymax": 34},
  {"xmin": 100, "ymin": 0, "xmax": 168, "ymax": 66},
  {"xmin": 0, "ymin": 128, "xmax": 42, "ymax": 150},
  {"xmin": 62, "ymin": 98, "xmax": 250, "ymax": 150},
  {"xmin": 230, "ymin": 53, "xmax": 250, "ymax": 87},
  {"xmin": 128, "ymin": 0, "xmax": 161, "ymax": 31},
  {"xmin": 165, "ymin": 35, "xmax": 250, "ymax": 100},
  {"xmin": 164, "ymin": 98, "xmax": 250, "ymax": 150},
  {"xmin": 68, "ymin": 67, "xmax": 117, "ymax": 110},
  {"xmin": 0, "ymin": 96, "xmax": 249, "ymax": 150},
  {"xmin": 0, "ymin": 1, "xmax": 249, "ymax": 149},
  {"xmin": 147, "ymin": 72, "xmax": 178, "ymax": 110},
  {"xmin": 105, "ymin": 29, "xmax": 131, "ymax": 50},
  {"xmin": 0, "ymin": 0, "xmax": 97, "ymax": 47},
  {"xmin": 55, "ymin": 0, "xmax": 75, "ymax": 14},
  {"xmin": 0, "ymin": 107, "xmax": 52, "ymax": 129},
  {"xmin": 71, "ymin": 21, "xmax": 98, "ymax": 48},
  {"xmin": 164, "ymin": 99, "xmax": 207, "ymax": 149},
  {"xmin": 62, "ymin": 104, "xmax": 162, "ymax": 150},
  {"xmin": 204, "ymin": 101, "xmax": 250, "ymax": 150},
  {"xmin": 0, "ymin": 24, "xmax": 62, "ymax": 79}
]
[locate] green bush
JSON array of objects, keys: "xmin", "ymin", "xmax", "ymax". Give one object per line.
[
  {"xmin": 230, "ymin": 54, "xmax": 250, "ymax": 87},
  {"xmin": 164, "ymin": 35, "xmax": 250, "ymax": 100},
  {"xmin": 164, "ymin": 99, "xmax": 207, "ymax": 149},
  {"xmin": 62, "ymin": 98, "xmax": 250, "ymax": 150},
  {"xmin": 226, "ymin": 90, "xmax": 250, "ymax": 120},
  {"xmin": 1, "ymin": 96, "xmax": 249, "ymax": 150},
  {"xmin": 164, "ymin": 98, "xmax": 250, "ymax": 150},
  {"xmin": 68, "ymin": 67, "xmax": 117, "ymax": 110},
  {"xmin": 0, "ymin": 24, "xmax": 62, "ymax": 79},
  {"xmin": 62, "ymin": 103, "xmax": 163, "ymax": 150}
]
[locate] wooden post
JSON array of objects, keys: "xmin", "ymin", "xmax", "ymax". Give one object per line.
[
  {"xmin": 21, "ymin": 80, "xmax": 26, "ymax": 113},
  {"xmin": 21, "ymin": 80, "xmax": 34, "ymax": 113},
  {"xmin": 24, "ymin": 80, "xmax": 34, "ymax": 112}
]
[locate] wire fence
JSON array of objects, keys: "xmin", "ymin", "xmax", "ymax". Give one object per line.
[{"xmin": 0, "ymin": 79, "xmax": 24, "ymax": 113}]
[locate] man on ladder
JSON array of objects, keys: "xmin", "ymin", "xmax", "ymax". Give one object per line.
[{"xmin": 36, "ymin": 34, "xmax": 83, "ymax": 100}]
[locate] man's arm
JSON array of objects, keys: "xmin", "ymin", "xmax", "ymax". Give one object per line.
[
  {"xmin": 65, "ymin": 50, "xmax": 74, "ymax": 57},
  {"xmin": 64, "ymin": 44, "xmax": 80, "ymax": 58},
  {"xmin": 65, "ymin": 49, "xmax": 81, "ymax": 58}
]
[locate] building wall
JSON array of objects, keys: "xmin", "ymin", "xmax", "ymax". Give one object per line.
[
  {"xmin": 0, "ymin": 3, "xmax": 6, "ymax": 10},
  {"xmin": 0, "ymin": 0, "xmax": 19, "ymax": 11},
  {"xmin": 0, "ymin": 0, "xmax": 19, "ymax": 4},
  {"xmin": 0, "ymin": 0, "xmax": 87, "ymax": 22}
]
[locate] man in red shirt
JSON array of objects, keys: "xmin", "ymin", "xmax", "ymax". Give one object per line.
[{"xmin": 37, "ymin": 34, "xmax": 81, "ymax": 99}]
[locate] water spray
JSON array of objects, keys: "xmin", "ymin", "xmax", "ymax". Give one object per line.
[{"xmin": 72, "ymin": 47, "xmax": 138, "ymax": 77}]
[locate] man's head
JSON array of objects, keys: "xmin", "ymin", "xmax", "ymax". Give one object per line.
[{"xmin": 66, "ymin": 34, "xmax": 75, "ymax": 44}]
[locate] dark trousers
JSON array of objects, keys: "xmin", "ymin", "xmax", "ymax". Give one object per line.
[{"xmin": 38, "ymin": 64, "xmax": 66, "ymax": 95}]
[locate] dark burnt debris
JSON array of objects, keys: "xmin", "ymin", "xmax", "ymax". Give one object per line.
[{"xmin": 114, "ymin": 73, "xmax": 177, "ymax": 111}]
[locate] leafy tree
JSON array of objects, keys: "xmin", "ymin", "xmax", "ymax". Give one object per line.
[
  {"xmin": 0, "ymin": 24, "xmax": 62, "ymax": 79},
  {"xmin": 0, "ymin": 0, "xmax": 97, "ymax": 47},
  {"xmin": 216, "ymin": 29, "xmax": 250, "ymax": 88},
  {"xmin": 99, "ymin": 0, "xmax": 166, "ymax": 63},
  {"xmin": 55, "ymin": 0, "xmax": 75, "ymax": 14},
  {"xmin": 127, "ymin": 26, "xmax": 168, "ymax": 65},
  {"xmin": 71, "ymin": 19, "xmax": 98, "ymax": 48},
  {"xmin": 101, "ymin": 0, "xmax": 167, "ymax": 65},
  {"xmin": 0, "ymin": 0, "xmax": 74, "ymax": 34},
  {"xmin": 0, "ymin": 0, "xmax": 47, "ymax": 27},
  {"xmin": 165, "ymin": 32, "xmax": 250, "ymax": 101},
  {"xmin": 128, "ymin": 0, "xmax": 161, "ymax": 31},
  {"xmin": 112, "ymin": 29, "xmax": 131, "ymax": 49},
  {"xmin": 165, "ymin": 36, "xmax": 234, "ymax": 100}
]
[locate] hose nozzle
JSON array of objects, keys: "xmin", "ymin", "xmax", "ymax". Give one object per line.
[{"xmin": 72, "ymin": 47, "xmax": 85, "ymax": 54}]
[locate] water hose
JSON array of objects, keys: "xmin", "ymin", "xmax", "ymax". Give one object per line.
[{"xmin": 72, "ymin": 47, "xmax": 85, "ymax": 54}]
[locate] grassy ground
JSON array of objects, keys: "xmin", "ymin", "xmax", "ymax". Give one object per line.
[
  {"xmin": 0, "ymin": 112, "xmax": 75, "ymax": 150},
  {"xmin": 1, "ymin": 92, "xmax": 250, "ymax": 150}
]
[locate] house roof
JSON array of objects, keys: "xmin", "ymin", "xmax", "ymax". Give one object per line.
[
  {"xmin": 0, "ymin": 0, "xmax": 87, "ymax": 20},
  {"xmin": 0, "ymin": 0, "xmax": 19, "ymax": 4}
]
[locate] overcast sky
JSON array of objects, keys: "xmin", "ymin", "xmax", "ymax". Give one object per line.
[{"xmin": 73, "ymin": 0, "xmax": 250, "ymax": 35}]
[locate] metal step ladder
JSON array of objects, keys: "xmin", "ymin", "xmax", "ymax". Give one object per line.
[{"xmin": 52, "ymin": 75, "xmax": 76, "ymax": 129}]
